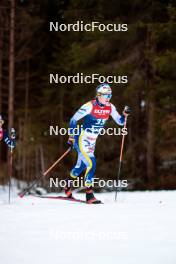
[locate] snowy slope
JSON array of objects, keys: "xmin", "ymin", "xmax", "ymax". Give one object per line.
[{"xmin": 0, "ymin": 187, "xmax": 176, "ymax": 264}]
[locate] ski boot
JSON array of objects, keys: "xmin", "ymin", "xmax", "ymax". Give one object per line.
[
  {"xmin": 64, "ymin": 187, "xmax": 72, "ymax": 198},
  {"xmin": 86, "ymin": 187, "xmax": 102, "ymax": 204}
]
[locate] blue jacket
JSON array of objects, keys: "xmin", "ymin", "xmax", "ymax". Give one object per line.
[{"xmin": 0, "ymin": 128, "xmax": 15, "ymax": 149}]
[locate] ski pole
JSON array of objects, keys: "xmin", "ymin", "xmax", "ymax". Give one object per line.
[
  {"xmin": 19, "ymin": 147, "xmax": 71, "ymax": 198},
  {"xmin": 115, "ymin": 116, "xmax": 128, "ymax": 202},
  {"xmin": 8, "ymin": 143, "xmax": 13, "ymax": 204},
  {"xmin": 8, "ymin": 128, "xmax": 15, "ymax": 204}
]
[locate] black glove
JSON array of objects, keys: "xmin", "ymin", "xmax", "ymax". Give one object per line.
[
  {"xmin": 67, "ymin": 136, "xmax": 74, "ymax": 149},
  {"xmin": 123, "ymin": 106, "xmax": 131, "ymax": 115},
  {"xmin": 10, "ymin": 128, "xmax": 16, "ymax": 140}
]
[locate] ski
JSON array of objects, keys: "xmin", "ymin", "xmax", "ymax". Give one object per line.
[
  {"xmin": 30, "ymin": 194, "xmax": 103, "ymax": 204},
  {"xmin": 31, "ymin": 194, "xmax": 87, "ymax": 203}
]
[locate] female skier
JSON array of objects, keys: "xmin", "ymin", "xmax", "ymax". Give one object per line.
[{"xmin": 66, "ymin": 84, "xmax": 131, "ymax": 203}]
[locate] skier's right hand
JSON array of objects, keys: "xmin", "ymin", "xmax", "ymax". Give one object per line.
[
  {"xmin": 10, "ymin": 128, "xmax": 16, "ymax": 140},
  {"xmin": 67, "ymin": 136, "xmax": 74, "ymax": 149}
]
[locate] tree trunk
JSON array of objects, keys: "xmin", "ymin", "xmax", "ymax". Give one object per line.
[
  {"xmin": 59, "ymin": 87, "xmax": 64, "ymax": 154},
  {"xmin": 147, "ymin": 89, "xmax": 155, "ymax": 181},
  {"xmin": 7, "ymin": 0, "xmax": 15, "ymax": 186},
  {"xmin": 146, "ymin": 26, "xmax": 156, "ymax": 181},
  {"xmin": 22, "ymin": 60, "xmax": 30, "ymax": 180},
  {"xmin": 0, "ymin": 13, "xmax": 3, "ymax": 113},
  {"xmin": 0, "ymin": 7, "xmax": 4, "ymax": 168},
  {"xmin": 8, "ymin": 0, "xmax": 15, "ymax": 130}
]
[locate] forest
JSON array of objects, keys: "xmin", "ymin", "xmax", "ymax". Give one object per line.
[{"xmin": 0, "ymin": 0, "xmax": 176, "ymax": 190}]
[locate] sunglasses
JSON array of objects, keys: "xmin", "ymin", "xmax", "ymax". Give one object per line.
[{"xmin": 101, "ymin": 94, "xmax": 112, "ymax": 99}]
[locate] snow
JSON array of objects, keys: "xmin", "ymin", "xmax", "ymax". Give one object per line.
[{"xmin": 0, "ymin": 186, "xmax": 176, "ymax": 264}]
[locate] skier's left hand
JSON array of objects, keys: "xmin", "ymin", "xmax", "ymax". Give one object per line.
[{"xmin": 123, "ymin": 106, "xmax": 131, "ymax": 116}]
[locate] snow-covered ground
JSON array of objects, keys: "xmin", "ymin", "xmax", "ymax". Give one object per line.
[{"xmin": 0, "ymin": 186, "xmax": 176, "ymax": 264}]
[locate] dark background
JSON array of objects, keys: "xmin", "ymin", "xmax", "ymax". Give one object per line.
[{"xmin": 0, "ymin": 0, "xmax": 176, "ymax": 190}]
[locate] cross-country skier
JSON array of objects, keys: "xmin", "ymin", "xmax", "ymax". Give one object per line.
[
  {"xmin": 0, "ymin": 115, "xmax": 16, "ymax": 149},
  {"xmin": 65, "ymin": 83, "xmax": 131, "ymax": 204}
]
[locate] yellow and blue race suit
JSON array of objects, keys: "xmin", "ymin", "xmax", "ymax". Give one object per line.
[{"xmin": 69, "ymin": 98, "xmax": 125, "ymax": 186}]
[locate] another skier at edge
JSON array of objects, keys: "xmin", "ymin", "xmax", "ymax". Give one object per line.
[
  {"xmin": 65, "ymin": 83, "xmax": 131, "ymax": 204},
  {"xmin": 0, "ymin": 114, "xmax": 16, "ymax": 149}
]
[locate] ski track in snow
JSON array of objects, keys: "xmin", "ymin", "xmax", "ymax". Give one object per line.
[{"xmin": 0, "ymin": 188, "xmax": 176, "ymax": 264}]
